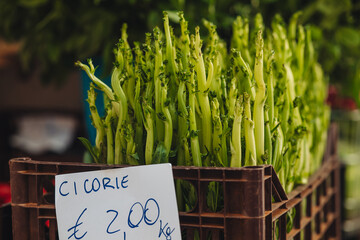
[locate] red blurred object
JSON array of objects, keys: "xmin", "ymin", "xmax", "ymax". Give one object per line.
[
  {"xmin": 327, "ymin": 85, "xmax": 358, "ymax": 110},
  {"xmin": 0, "ymin": 182, "xmax": 11, "ymax": 206}
]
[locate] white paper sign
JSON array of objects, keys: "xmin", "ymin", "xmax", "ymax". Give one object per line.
[{"xmin": 55, "ymin": 163, "xmax": 181, "ymax": 240}]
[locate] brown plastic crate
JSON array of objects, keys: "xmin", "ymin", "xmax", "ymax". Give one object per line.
[{"xmin": 9, "ymin": 124, "xmax": 340, "ymax": 240}]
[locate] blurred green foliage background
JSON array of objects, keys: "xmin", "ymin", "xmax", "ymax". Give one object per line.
[{"xmin": 0, "ymin": 0, "xmax": 359, "ymax": 105}]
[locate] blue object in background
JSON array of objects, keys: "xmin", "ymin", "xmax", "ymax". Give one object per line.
[{"xmin": 80, "ymin": 58, "xmax": 111, "ymax": 146}]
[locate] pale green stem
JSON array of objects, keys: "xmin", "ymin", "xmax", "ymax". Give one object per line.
[
  {"xmin": 253, "ymin": 30, "xmax": 266, "ymax": 164},
  {"xmin": 143, "ymin": 102, "xmax": 154, "ymax": 165},
  {"xmin": 111, "ymin": 69, "xmax": 128, "ymax": 165},
  {"xmin": 284, "ymin": 64, "xmax": 302, "ymax": 126},
  {"xmin": 87, "ymin": 83, "xmax": 105, "ymax": 152},
  {"xmin": 232, "ymin": 50, "xmax": 256, "ymax": 101},
  {"xmin": 194, "ymin": 27, "xmax": 212, "ymax": 165},
  {"xmin": 154, "ymin": 28, "xmax": 165, "ymax": 142},
  {"xmin": 244, "ymin": 94, "xmax": 257, "ymax": 166},
  {"xmin": 264, "ymin": 109, "xmax": 272, "ymax": 164},
  {"xmin": 266, "ymin": 52, "xmax": 275, "ymax": 128},
  {"xmin": 272, "ymin": 120, "xmax": 284, "ymax": 170},
  {"xmin": 104, "ymin": 107, "xmax": 114, "ymax": 165},
  {"xmin": 125, "ymin": 124, "xmax": 138, "ymax": 165},
  {"xmin": 231, "ymin": 97, "xmax": 243, "ymax": 167},
  {"xmin": 162, "ymin": 87, "xmax": 173, "ymax": 157},
  {"xmin": 75, "ymin": 60, "xmax": 114, "ymax": 101},
  {"xmin": 177, "ymin": 81, "xmax": 189, "ymax": 166},
  {"xmin": 211, "ymin": 98, "xmax": 224, "ymax": 166},
  {"xmin": 188, "ymin": 69, "xmax": 202, "ymax": 167}
]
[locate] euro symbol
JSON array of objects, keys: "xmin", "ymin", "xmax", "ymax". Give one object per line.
[{"xmin": 67, "ymin": 208, "xmax": 88, "ymax": 239}]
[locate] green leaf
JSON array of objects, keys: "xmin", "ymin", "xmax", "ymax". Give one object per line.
[
  {"xmin": 169, "ymin": 149, "xmax": 177, "ymax": 158},
  {"xmin": 152, "ymin": 143, "xmax": 169, "ymax": 164},
  {"xmin": 78, "ymin": 137, "xmax": 99, "ymax": 163},
  {"xmin": 130, "ymin": 153, "xmax": 140, "ymax": 161}
]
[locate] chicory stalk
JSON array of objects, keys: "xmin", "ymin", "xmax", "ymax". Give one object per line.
[
  {"xmin": 294, "ymin": 26, "xmax": 306, "ymax": 105},
  {"xmin": 86, "ymin": 83, "xmax": 105, "ymax": 161},
  {"xmin": 201, "ymin": 21, "xmax": 228, "ymax": 166},
  {"xmin": 310, "ymin": 63, "xmax": 330, "ymax": 172},
  {"xmin": 254, "ymin": 13, "xmax": 264, "ymax": 33},
  {"xmin": 187, "ymin": 64, "xmax": 202, "ymax": 167},
  {"xmin": 231, "ymin": 49, "xmax": 256, "ymax": 101},
  {"xmin": 75, "ymin": 60, "xmax": 122, "ymax": 120},
  {"xmin": 207, "ymin": 59, "xmax": 215, "ymax": 93},
  {"xmin": 193, "ymin": 26, "xmax": 212, "ymax": 166},
  {"xmin": 250, "ymin": 14, "xmax": 264, "ymax": 62},
  {"xmin": 304, "ymin": 27, "xmax": 315, "ymax": 77},
  {"xmin": 112, "ymin": 45, "xmax": 129, "ymax": 165},
  {"xmin": 119, "ymin": 26, "xmax": 135, "ymax": 112},
  {"xmin": 112, "ymin": 80, "xmax": 126, "ymax": 164},
  {"xmin": 76, "ymin": 60, "xmax": 115, "ymax": 103},
  {"xmin": 292, "ymin": 129, "xmax": 306, "ymax": 185},
  {"xmin": 220, "ymin": 116, "xmax": 229, "ymax": 167},
  {"xmin": 143, "ymin": 54, "xmax": 154, "ymax": 95},
  {"xmin": 125, "ymin": 124, "xmax": 138, "ymax": 165},
  {"xmin": 272, "ymin": 119, "xmax": 284, "ymax": 171},
  {"xmin": 163, "ymin": 12, "xmax": 179, "ymax": 133},
  {"xmin": 295, "ymin": 25, "xmax": 305, "ymax": 81},
  {"xmin": 142, "ymin": 101, "xmax": 155, "ymax": 165},
  {"xmin": 232, "ymin": 16, "xmax": 251, "ymax": 65},
  {"xmin": 231, "ymin": 96, "xmax": 244, "ymax": 167},
  {"xmin": 274, "ymin": 141, "xmax": 287, "ymax": 186},
  {"xmin": 264, "ymin": 107, "xmax": 272, "ymax": 164},
  {"xmin": 122, "ymin": 24, "xmax": 136, "ymax": 99},
  {"xmin": 177, "ymin": 76, "xmax": 189, "ymax": 166},
  {"xmin": 161, "ymin": 83, "xmax": 173, "ymax": 158},
  {"xmin": 143, "ymin": 33, "xmax": 154, "ymax": 88},
  {"xmin": 231, "ymin": 16, "xmax": 244, "ymax": 51},
  {"xmin": 134, "ymin": 77, "xmax": 145, "ymax": 164},
  {"xmin": 203, "ymin": 18, "xmax": 227, "ymax": 67},
  {"xmin": 163, "ymin": 12, "xmax": 178, "ymax": 80},
  {"xmin": 281, "ymin": 76, "xmax": 291, "ymax": 136},
  {"xmin": 266, "ymin": 51, "xmax": 275, "ymax": 128},
  {"xmin": 244, "ymin": 93, "xmax": 257, "ymax": 166},
  {"xmin": 178, "ymin": 12, "xmax": 190, "ymax": 70},
  {"xmin": 211, "ymin": 98, "xmax": 225, "ymax": 166},
  {"xmin": 177, "ymin": 12, "xmax": 192, "ymax": 166},
  {"xmin": 202, "ymin": 20, "xmax": 222, "ymax": 98},
  {"xmin": 286, "ymin": 150, "xmax": 296, "ymax": 193},
  {"xmin": 242, "ymin": 18, "xmax": 251, "ymax": 64},
  {"xmin": 296, "ymin": 138, "xmax": 307, "ymax": 184},
  {"xmin": 284, "ymin": 64, "xmax": 302, "ymax": 126},
  {"xmin": 227, "ymin": 77, "xmax": 238, "ymax": 118},
  {"xmin": 284, "ymin": 69, "xmax": 305, "ymax": 184},
  {"xmin": 104, "ymin": 105, "xmax": 114, "ymax": 165},
  {"xmin": 121, "ymin": 23, "xmax": 131, "ymax": 52},
  {"xmin": 271, "ymin": 15, "xmax": 292, "ymax": 66},
  {"xmin": 153, "ymin": 27, "xmax": 165, "ymax": 143},
  {"xmin": 288, "ymin": 12, "xmax": 302, "ymax": 53},
  {"xmin": 280, "ymin": 143, "xmax": 290, "ymax": 190},
  {"xmin": 302, "ymin": 131, "xmax": 312, "ymax": 179},
  {"xmin": 253, "ymin": 30, "xmax": 266, "ymax": 164},
  {"xmin": 202, "ymin": 19, "xmax": 217, "ymax": 57}
]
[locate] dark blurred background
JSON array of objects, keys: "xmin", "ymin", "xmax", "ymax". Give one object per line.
[{"xmin": 0, "ymin": 0, "xmax": 359, "ymax": 239}]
